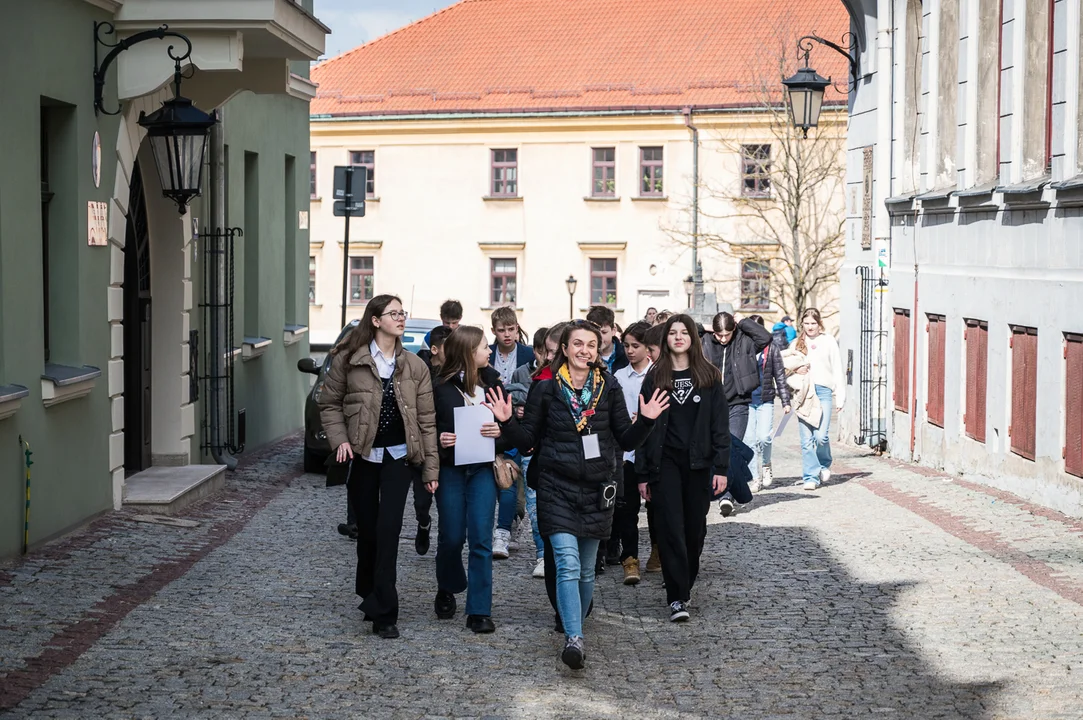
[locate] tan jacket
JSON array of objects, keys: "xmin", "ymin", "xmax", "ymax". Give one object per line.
[
  {"xmin": 782, "ymin": 348, "xmax": 823, "ymax": 428},
  {"xmin": 319, "ymin": 342, "xmax": 439, "ymax": 484}
]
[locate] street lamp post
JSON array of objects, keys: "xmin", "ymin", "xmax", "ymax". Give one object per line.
[
  {"xmin": 683, "ymin": 275, "xmax": 695, "ymax": 311},
  {"xmin": 565, "ymin": 275, "xmax": 577, "ymax": 319}
]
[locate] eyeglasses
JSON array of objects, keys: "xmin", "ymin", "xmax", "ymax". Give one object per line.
[{"xmin": 381, "ymin": 310, "xmax": 408, "ymax": 321}]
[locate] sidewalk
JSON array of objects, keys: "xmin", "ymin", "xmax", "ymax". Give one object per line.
[{"xmin": 1, "ymin": 429, "xmax": 1082, "ymax": 718}]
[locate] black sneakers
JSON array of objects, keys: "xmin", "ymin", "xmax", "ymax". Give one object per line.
[
  {"xmin": 372, "ymin": 622, "xmax": 400, "ymax": 639},
  {"xmin": 561, "ymin": 636, "xmax": 585, "ymax": 669},
  {"xmin": 669, "ymin": 601, "xmax": 690, "ymax": 622},
  {"xmin": 466, "ymin": 615, "xmax": 496, "ymax": 634},
  {"xmin": 435, "ymin": 590, "xmax": 456, "ymax": 619},
  {"xmin": 415, "ymin": 521, "xmax": 431, "ymax": 555}
]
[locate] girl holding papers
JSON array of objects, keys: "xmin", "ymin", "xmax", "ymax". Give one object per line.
[
  {"xmin": 485, "ymin": 319, "xmax": 669, "ymax": 670},
  {"xmin": 432, "ymin": 326, "xmax": 510, "ymax": 634}
]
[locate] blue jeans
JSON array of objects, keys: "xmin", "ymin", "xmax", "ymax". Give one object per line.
[
  {"xmin": 549, "ymin": 533, "xmax": 601, "ymax": 639},
  {"xmin": 435, "ymin": 463, "xmax": 497, "ymax": 616},
  {"xmin": 744, "ymin": 402, "xmax": 775, "ymax": 478},
  {"xmin": 799, "ymin": 386, "xmax": 834, "ymax": 484},
  {"xmin": 521, "ymin": 457, "xmax": 544, "ymax": 559}
]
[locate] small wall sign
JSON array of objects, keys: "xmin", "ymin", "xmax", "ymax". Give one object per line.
[
  {"xmin": 88, "ymin": 201, "xmax": 108, "ymax": 246},
  {"xmin": 92, "ymin": 131, "xmax": 102, "ymax": 188},
  {"xmin": 299, "ymin": 210, "xmax": 309, "ymax": 230}
]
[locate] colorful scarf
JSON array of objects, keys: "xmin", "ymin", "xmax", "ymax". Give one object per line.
[{"xmin": 556, "ymin": 364, "xmax": 605, "ymax": 432}]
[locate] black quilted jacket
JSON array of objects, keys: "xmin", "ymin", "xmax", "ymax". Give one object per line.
[{"xmin": 502, "ymin": 369, "xmax": 654, "ymax": 540}]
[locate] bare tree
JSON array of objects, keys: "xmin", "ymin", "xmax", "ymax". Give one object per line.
[{"xmin": 665, "ymin": 44, "xmax": 847, "ymax": 320}]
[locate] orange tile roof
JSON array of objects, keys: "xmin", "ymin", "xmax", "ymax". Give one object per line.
[{"xmin": 312, "ymin": 0, "xmax": 851, "ymax": 117}]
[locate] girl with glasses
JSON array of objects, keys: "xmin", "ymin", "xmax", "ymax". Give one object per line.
[{"xmin": 319, "ymin": 294, "xmax": 439, "ymax": 639}]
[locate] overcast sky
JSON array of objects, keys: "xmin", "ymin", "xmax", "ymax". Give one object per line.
[{"xmin": 314, "ymin": 0, "xmax": 459, "ymax": 60}]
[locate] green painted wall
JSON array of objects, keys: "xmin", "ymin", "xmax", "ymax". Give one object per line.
[
  {"xmin": 0, "ymin": 1, "xmax": 121, "ymax": 557},
  {"xmin": 0, "ymin": 0, "xmax": 315, "ymax": 558}
]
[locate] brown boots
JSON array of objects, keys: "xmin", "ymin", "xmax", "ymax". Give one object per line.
[
  {"xmin": 622, "ymin": 557, "xmax": 641, "ymax": 585},
  {"xmin": 645, "ymin": 543, "xmax": 662, "ymax": 573}
]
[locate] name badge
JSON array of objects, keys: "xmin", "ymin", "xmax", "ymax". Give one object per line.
[{"xmin": 582, "ymin": 433, "xmax": 601, "ymax": 459}]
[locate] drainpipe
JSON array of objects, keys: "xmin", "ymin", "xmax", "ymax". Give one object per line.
[
  {"xmin": 878, "ymin": 0, "xmax": 895, "ymax": 452},
  {"xmin": 683, "ymin": 108, "xmax": 703, "ymax": 318},
  {"xmin": 210, "ymin": 109, "xmax": 238, "ymax": 470}
]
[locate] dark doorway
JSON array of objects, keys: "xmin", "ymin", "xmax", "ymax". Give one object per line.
[{"xmin": 123, "ymin": 162, "xmax": 152, "ymax": 475}]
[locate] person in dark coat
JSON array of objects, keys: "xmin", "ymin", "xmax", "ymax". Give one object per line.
[
  {"xmin": 635, "ymin": 314, "xmax": 729, "ymax": 623},
  {"xmin": 486, "ymin": 319, "xmax": 669, "ymax": 670},
  {"xmin": 431, "ymin": 326, "xmax": 511, "ymax": 635},
  {"xmin": 743, "ymin": 315, "xmax": 792, "ymax": 492},
  {"xmin": 701, "ymin": 311, "xmax": 772, "ymax": 515}
]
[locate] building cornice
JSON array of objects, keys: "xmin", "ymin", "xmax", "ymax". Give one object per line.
[{"xmin": 82, "ymin": 0, "xmax": 124, "ymax": 12}]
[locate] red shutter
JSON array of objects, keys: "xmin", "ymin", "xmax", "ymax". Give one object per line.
[
  {"xmin": 927, "ymin": 315, "xmax": 946, "ymax": 427},
  {"xmin": 1065, "ymin": 335, "xmax": 1083, "ymax": 478},
  {"xmin": 1010, "ymin": 326, "xmax": 1038, "ymax": 460},
  {"xmin": 894, "ymin": 309, "xmax": 911, "ymax": 412},
  {"xmin": 965, "ymin": 321, "xmax": 988, "ymax": 443}
]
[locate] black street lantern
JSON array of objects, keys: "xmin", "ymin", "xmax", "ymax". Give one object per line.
[
  {"xmin": 565, "ymin": 275, "xmax": 577, "ymax": 319},
  {"xmin": 683, "ymin": 274, "xmax": 695, "ymax": 308},
  {"xmin": 782, "ymin": 64, "xmax": 831, "ymax": 138},
  {"xmin": 783, "ymin": 34, "xmax": 859, "ymax": 138},
  {"xmin": 138, "ymin": 92, "xmax": 215, "ymax": 215},
  {"xmin": 94, "ymin": 22, "xmax": 216, "ymax": 214}
]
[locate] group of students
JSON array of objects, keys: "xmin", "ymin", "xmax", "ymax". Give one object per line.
[{"xmin": 318, "ymin": 295, "xmax": 843, "ymax": 670}]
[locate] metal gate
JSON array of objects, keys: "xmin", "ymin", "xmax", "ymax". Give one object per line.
[
  {"xmin": 855, "ymin": 265, "xmax": 887, "ymax": 451},
  {"xmin": 199, "ymin": 226, "xmax": 246, "ymax": 457}
]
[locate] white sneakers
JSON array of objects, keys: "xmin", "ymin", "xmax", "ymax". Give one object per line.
[
  {"xmin": 820, "ymin": 468, "xmax": 832, "ymax": 485},
  {"xmin": 532, "ymin": 557, "xmax": 545, "ymax": 578},
  {"xmin": 761, "ymin": 465, "xmax": 774, "ymax": 488},
  {"xmin": 492, "ymin": 529, "xmax": 511, "ymax": 559}
]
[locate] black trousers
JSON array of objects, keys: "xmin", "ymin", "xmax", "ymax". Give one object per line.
[
  {"xmin": 347, "ymin": 455, "xmax": 412, "ymax": 624},
  {"xmin": 651, "ymin": 452, "xmax": 712, "ymax": 604},
  {"xmin": 347, "ymin": 471, "xmax": 431, "ymax": 527}
]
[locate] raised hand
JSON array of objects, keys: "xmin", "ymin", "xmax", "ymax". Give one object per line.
[
  {"xmin": 638, "ymin": 389, "xmax": 670, "ymax": 420},
  {"xmin": 484, "ymin": 387, "xmax": 514, "ymax": 423}
]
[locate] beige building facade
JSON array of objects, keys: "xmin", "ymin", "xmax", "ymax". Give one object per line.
[{"xmin": 307, "ymin": 110, "xmax": 847, "ymax": 344}]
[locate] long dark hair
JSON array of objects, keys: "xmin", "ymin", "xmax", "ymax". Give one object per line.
[
  {"xmin": 332, "ymin": 294, "xmax": 402, "ymax": 358},
  {"xmin": 438, "ymin": 326, "xmax": 487, "ymax": 392},
  {"xmin": 549, "ymin": 320, "xmax": 605, "ymax": 377},
  {"xmin": 651, "ymin": 314, "xmax": 721, "ymax": 391}
]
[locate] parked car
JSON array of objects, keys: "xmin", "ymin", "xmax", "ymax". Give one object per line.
[{"xmin": 297, "ymin": 318, "xmax": 441, "ymax": 472}]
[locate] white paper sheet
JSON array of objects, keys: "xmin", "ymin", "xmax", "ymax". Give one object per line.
[{"xmin": 453, "ymin": 405, "xmax": 496, "ymax": 466}]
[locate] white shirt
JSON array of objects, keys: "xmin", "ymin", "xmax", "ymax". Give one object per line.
[
  {"xmin": 805, "ymin": 333, "xmax": 846, "ymax": 408},
  {"xmin": 364, "ymin": 340, "xmax": 408, "ymax": 463},
  {"xmin": 615, "ymin": 361, "xmax": 651, "ymax": 462}
]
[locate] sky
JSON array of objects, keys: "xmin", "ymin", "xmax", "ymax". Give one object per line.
[{"xmin": 313, "ymin": 0, "xmax": 460, "ymax": 60}]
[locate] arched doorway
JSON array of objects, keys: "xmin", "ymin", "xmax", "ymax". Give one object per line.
[{"xmin": 124, "ymin": 161, "xmax": 152, "ymax": 474}]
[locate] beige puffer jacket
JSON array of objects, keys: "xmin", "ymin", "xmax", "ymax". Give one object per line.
[
  {"xmin": 781, "ymin": 348, "xmax": 823, "ymax": 428},
  {"xmin": 319, "ymin": 342, "xmax": 439, "ymax": 484}
]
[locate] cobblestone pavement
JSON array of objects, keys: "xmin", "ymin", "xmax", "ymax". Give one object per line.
[{"xmin": 3, "ymin": 426, "xmax": 1083, "ymax": 719}]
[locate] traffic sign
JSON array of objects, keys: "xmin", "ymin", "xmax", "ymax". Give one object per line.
[{"xmin": 333, "ymin": 200, "xmax": 365, "ymax": 217}]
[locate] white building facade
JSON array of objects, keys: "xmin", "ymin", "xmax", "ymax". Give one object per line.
[{"xmin": 838, "ymin": 0, "xmax": 1083, "ymax": 514}]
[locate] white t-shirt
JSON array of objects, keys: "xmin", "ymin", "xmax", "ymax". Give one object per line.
[
  {"xmin": 614, "ymin": 361, "xmax": 652, "ymax": 462},
  {"xmin": 493, "ymin": 347, "xmax": 517, "ymax": 387}
]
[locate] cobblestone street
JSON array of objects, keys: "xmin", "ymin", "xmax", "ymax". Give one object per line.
[{"xmin": 3, "ymin": 427, "xmax": 1083, "ymax": 719}]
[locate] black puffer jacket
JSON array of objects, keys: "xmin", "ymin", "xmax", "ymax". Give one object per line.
[
  {"xmin": 702, "ymin": 319, "xmax": 773, "ymax": 405},
  {"xmin": 759, "ymin": 345, "xmax": 791, "ymax": 405},
  {"xmin": 634, "ymin": 371, "xmax": 730, "ymax": 477},
  {"xmin": 503, "ymin": 367, "xmax": 654, "ymax": 540},
  {"xmin": 433, "ymin": 367, "xmax": 512, "ymax": 465}
]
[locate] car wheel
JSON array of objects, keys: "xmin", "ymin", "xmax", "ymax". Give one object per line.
[{"xmin": 303, "ymin": 446, "xmax": 324, "ymax": 474}]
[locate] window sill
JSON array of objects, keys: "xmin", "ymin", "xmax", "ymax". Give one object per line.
[
  {"xmin": 740, "ymin": 193, "xmax": 774, "ymax": 201},
  {"xmin": 482, "ymin": 196, "xmax": 523, "ymax": 202},
  {"xmin": 0, "ymin": 384, "xmax": 30, "ymax": 421},
  {"xmin": 583, "ymin": 196, "xmax": 620, "ymax": 202},
  {"xmin": 631, "ymin": 195, "xmax": 668, "ymax": 202},
  {"xmin": 309, "ymin": 303, "xmax": 323, "ymax": 308},
  {"xmin": 224, "ymin": 347, "xmax": 242, "ymax": 365},
  {"xmin": 579, "ymin": 307, "xmax": 624, "ymax": 313},
  {"xmin": 480, "ymin": 306, "xmax": 524, "ymax": 312},
  {"xmin": 242, "ymin": 337, "xmax": 272, "ymax": 361},
  {"xmin": 311, "ymin": 195, "xmax": 322, "ymax": 202},
  {"xmin": 284, "ymin": 324, "xmax": 309, "ymax": 347},
  {"xmin": 41, "ymin": 364, "xmax": 101, "ymax": 408}
]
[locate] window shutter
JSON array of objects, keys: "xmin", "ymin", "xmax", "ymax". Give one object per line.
[
  {"xmin": 1010, "ymin": 326, "xmax": 1038, "ymax": 460},
  {"xmin": 894, "ymin": 310, "xmax": 911, "ymax": 412},
  {"xmin": 927, "ymin": 315, "xmax": 946, "ymax": 427},
  {"xmin": 965, "ymin": 320, "xmax": 988, "ymax": 443},
  {"xmin": 1066, "ymin": 335, "xmax": 1083, "ymax": 478}
]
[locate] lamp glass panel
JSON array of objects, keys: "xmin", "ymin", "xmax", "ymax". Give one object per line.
[
  {"xmin": 788, "ymin": 87, "xmax": 811, "ymax": 127},
  {"xmin": 808, "ymin": 89, "xmax": 825, "ymax": 128}
]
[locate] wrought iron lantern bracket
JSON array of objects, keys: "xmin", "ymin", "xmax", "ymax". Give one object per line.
[
  {"xmin": 93, "ymin": 21, "xmax": 194, "ymax": 116},
  {"xmin": 797, "ymin": 33, "xmax": 860, "ymax": 88}
]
